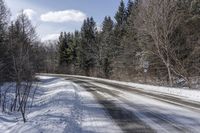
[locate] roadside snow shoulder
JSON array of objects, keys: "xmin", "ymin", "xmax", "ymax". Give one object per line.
[{"xmin": 41, "ymin": 74, "xmax": 200, "ymax": 103}]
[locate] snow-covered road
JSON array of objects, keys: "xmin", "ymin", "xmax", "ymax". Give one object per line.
[
  {"xmin": 2, "ymin": 74, "xmax": 200, "ymax": 133},
  {"xmin": 66, "ymin": 76, "xmax": 200, "ymax": 133}
]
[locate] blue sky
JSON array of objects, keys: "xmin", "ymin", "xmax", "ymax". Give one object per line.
[{"xmin": 6, "ymin": 0, "xmax": 128, "ymax": 41}]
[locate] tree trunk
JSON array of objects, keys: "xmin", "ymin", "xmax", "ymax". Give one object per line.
[{"xmin": 167, "ymin": 65, "xmax": 173, "ymax": 87}]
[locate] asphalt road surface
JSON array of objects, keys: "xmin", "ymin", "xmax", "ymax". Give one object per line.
[{"xmin": 40, "ymin": 74, "xmax": 200, "ymax": 133}]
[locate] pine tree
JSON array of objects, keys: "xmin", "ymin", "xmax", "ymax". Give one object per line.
[
  {"xmin": 113, "ymin": 0, "xmax": 127, "ymax": 53},
  {"xmin": 115, "ymin": 0, "xmax": 127, "ymax": 26},
  {"xmin": 122, "ymin": 0, "xmax": 140, "ymax": 77},
  {"xmin": 58, "ymin": 31, "xmax": 78, "ymax": 74},
  {"xmin": 73, "ymin": 30, "xmax": 81, "ymax": 69},
  {"xmin": 0, "ymin": 0, "xmax": 10, "ymax": 82},
  {"xmin": 126, "ymin": 0, "xmax": 134, "ymax": 18},
  {"xmin": 100, "ymin": 16, "xmax": 114, "ymax": 78},
  {"xmin": 111, "ymin": 0, "xmax": 129, "ymax": 79},
  {"xmin": 80, "ymin": 17, "xmax": 98, "ymax": 76},
  {"xmin": 102, "ymin": 16, "xmax": 113, "ymax": 33},
  {"xmin": 65, "ymin": 33, "xmax": 74, "ymax": 65},
  {"xmin": 58, "ymin": 32, "xmax": 66, "ymax": 65}
]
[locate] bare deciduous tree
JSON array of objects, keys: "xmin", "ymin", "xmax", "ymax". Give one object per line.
[
  {"xmin": 136, "ymin": 0, "xmax": 189, "ymax": 86},
  {"xmin": 6, "ymin": 12, "xmax": 37, "ymax": 122}
]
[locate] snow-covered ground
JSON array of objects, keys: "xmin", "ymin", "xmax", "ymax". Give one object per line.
[
  {"xmin": 0, "ymin": 76, "xmax": 122, "ymax": 133},
  {"xmin": 2, "ymin": 74, "xmax": 199, "ymax": 133},
  {"xmin": 42, "ymin": 74, "xmax": 200, "ymax": 103}
]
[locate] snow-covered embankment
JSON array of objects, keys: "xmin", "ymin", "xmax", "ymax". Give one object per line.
[{"xmin": 0, "ymin": 76, "xmax": 122, "ymax": 133}]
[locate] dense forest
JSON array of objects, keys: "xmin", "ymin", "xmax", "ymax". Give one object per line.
[
  {"xmin": 54, "ymin": 0, "xmax": 200, "ymax": 88},
  {"xmin": 0, "ymin": 0, "xmax": 200, "ymax": 91}
]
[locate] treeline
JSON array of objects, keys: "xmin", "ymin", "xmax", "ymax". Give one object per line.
[
  {"xmin": 10, "ymin": 0, "xmax": 198, "ymax": 88},
  {"xmin": 0, "ymin": 0, "xmax": 39, "ymax": 122},
  {"xmin": 53, "ymin": 0, "xmax": 200, "ymax": 87}
]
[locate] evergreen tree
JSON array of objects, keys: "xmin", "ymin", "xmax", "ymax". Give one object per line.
[
  {"xmin": 122, "ymin": 0, "xmax": 140, "ymax": 75},
  {"xmin": 58, "ymin": 32, "xmax": 66, "ymax": 65},
  {"xmin": 113, "ymin": 0, "xmax": 127, "ymax": 55},
  {"xmin": 100, "ymin": 16, "xmax": 114, "ymax": 78},
  {"xmin": 111, "ymin": 0, "xmax": 129, "ymax": 79},
  {"xmin": 64, "ymin": 33, "xmax": 74, "ymax": 65},
  {"xmin": 126, "ymin": 0, "xmax": 134, "ymax": 18},
  {"xmin": 73, "ymin": 30, "xmax": 81, "ymax": 70},
  {"xmin": 58, "ymin": 31, "xmax": 78, "ymax": 74},
  {"xmin": 115, "ymin": 0, "xmax": 127, "ymax": 26},
  {"xmin": 114, "ymin": 0, "xmax": 128, "ymax": 44},
  {"xmin": 102, "ymin": 16, "xmax": 114, "ymax": 33},
  {"xmin": 0, "ymin": 0, "xmax": 10, "ymax": 81},
  {"xmin": 80, "ymin": 17, "xmax": 98, "ymax": 76}
]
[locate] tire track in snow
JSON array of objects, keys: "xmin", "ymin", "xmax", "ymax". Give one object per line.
[
  {"xmin": 88, "ymin": 81, "xmax": 200, "ymax": 133},
  {"xmin": 72, "ymin": 80, "xmax": 155, "ymax": 133},
  {"xmin": 71, "ymin": 82, "xmax": 123, "ymax": 133}
]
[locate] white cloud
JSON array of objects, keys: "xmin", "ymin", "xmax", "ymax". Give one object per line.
[
  {"xmin": 41, "ymin": 34, "xmax": 60, "ymax": 42},
  {"xmin": 23, "ymin": 9, "xmax": 37, "ymax": 20},
  {"xmin": 40, "ymin": 10, "xmax": 87, "ymax": 23}
]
